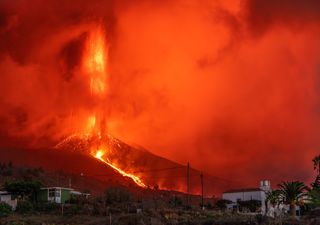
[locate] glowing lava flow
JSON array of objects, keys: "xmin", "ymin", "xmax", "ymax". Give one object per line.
[
  {"xmin": 93, "ymin": 150, "xmax": 147, "ymax": 188},
  {"xmin": 58, "ymin": 26, "xmax": 147, "ymax": 188}
]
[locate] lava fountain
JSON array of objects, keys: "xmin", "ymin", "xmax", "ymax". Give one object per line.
[{"xmin": 57, "ymin": 25, "xmax": 147, "ymax": 188}]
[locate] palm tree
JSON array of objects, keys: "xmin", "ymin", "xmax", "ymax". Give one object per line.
[
  {"xmin": 278, "ymin": 181, "xmax": 308, "ymax": 216},
  {"xmin": 313, "ymin": 155, "xmax": 320, "ymax": 175},
  {"xmin": 265, "ymin": 190, "xmax": 281, "ymax": 216},
  {"xmin": 266, "ymin": 190, "xmax": 281, "ymax": 207}
]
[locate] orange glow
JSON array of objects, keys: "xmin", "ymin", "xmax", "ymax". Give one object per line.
[
  {"xmin": 83, "ymin": 26, "xmax": 108, "ymax": 96},
  {"xmin": 1, "ymin": 0, "xmax": 320, "ymax": 194},
  {"xmin": 86, "ymin": 115, "xmax": 96, "ymax": 131},
  {"xmin": 93, "ymin": 149, "xmax": 147, "ymax": 188}
]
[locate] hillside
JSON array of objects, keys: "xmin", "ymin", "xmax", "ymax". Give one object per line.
[
  {"xmin": 0, "ymin": 148, "xmax": 137, "ymax": 196},
  {"xmin": 55, "ymin": 133, "xmax": 235, "ymax": 195}
]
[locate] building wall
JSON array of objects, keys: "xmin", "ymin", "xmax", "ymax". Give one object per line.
[
  {"xmin": 61, "ymin": 189, "xmax": 71, "ymax": 203},
  {"xmin": 222, "ymin": 191, "xmax": 267, "ymax": 213},
  {"xmin": 223, "ymin": 191, "xmax": 264, "ymax": 202},
  {"xmin": 0, "ymin": 194, "xmax": 17, "ymax": 210},
  {"xmin": 0, "ymin": 194, "xmax": 12, "ymax": 202}
]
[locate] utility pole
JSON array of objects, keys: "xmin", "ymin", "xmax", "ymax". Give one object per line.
[
  {"xmin": 187, "ymin": 162, "xmax": 190, "ymax": 207},
  {"xmin": 200, "ymin": 172, "xmax": 204, "ymax": 209}
]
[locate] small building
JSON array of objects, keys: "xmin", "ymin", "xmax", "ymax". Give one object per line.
[
  {"xmin": 0, "ymin": 191, "xmax": 17, "ymax": 210},
  {"xmin": 222, "ymin": 180, "xmax": 271, "ymax": 214},
  {"xmin": 37, "ymin": 187, "xmax": 73, "ymax": 204},
  {"xmin": 70, "ymin": 190, "xmax": 90, "ymax": 199}
]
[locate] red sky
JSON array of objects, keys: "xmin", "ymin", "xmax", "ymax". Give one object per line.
[{"xmin": 0, "ymin": 0, "xmax": 319, "ymax": 187}]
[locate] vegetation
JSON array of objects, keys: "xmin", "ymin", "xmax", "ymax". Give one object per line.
[
  {"xmin": 309, "ymin": 156, "xmax": 320, "ymax": 208},
  {"xmin": 105, "ymin": 186, "xmax": 133, "ymax": 204},
  {"xmin": 215, "ymin": 199, "xmax": 232, "ymax": 210},
  {"xmin": 278, "ymin": 181, "xmax": 308, "ymax": 216},
  {"xmin": 312, "ymin": 155, "xmax": 320, "ymax": 175},
  {"xmin": 0, "ymin": 202, "xmax": 12, "ymax": 217},
  {"xmin": 266, "ymin": 190, "xmax": 282, "ymax": 207},
  {"xmin": 169, "ymin": 196, "xmax": 183, "ymax": 207},
  {"xmin": 15, "ymin": 200, "xmax": 33, "ymax": 214},
  {"xmin": 238, "ymin": 200, "xmax": 261, "ymax": 212},
  {"xmin": 3, "ymin": 180, "xmax": 42, "ymax": 202},
  {"xmin": 1, "ymin": 155, "xmax": 320, "ymax": 224}
]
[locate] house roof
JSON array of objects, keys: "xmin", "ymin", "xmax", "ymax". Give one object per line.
[
  {"xmin": 70, "ymin": 190, "xmax": 90, "ymax": 196},
  {"xmin": 40, "ymin": 187, "xmax": 74, "ymax": 191},
  {"xmin": 223, "ymin": 188, "xmax": 262, "ymax": 194}
]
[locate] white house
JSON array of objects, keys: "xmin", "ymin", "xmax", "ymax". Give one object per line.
[
  {"xmin": 222, "ymin": 180, "xmax": 271, "ymax": 214},
  {"xmin": 0, "ymin": 191, "xmax": 17, "ymax": 210}
]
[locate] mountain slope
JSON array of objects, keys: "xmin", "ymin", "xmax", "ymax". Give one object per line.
[{"xmin": 55, "ymin": 133, "xmax": 236, "ymax": 195}]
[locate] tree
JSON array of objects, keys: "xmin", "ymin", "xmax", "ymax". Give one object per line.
[
  {"xmin": 309, "ymin": 189, "xmax": 320, "ymax": 207},
  {"xmin": 238, "ymin": 200, "xmax": 261, "ymax": 212},
  {"xmin": 311, "ymin": 175, "xmax": 320, "ymax": 190},
  {"xmin": 313, "ymin": 155, "xmax": 320, "ymax": 175},
  {"xmin": 310, "ymin": 156, "xmax": 320, "ymax": 207},
  {"xmin": 266, "ymin": 190, "xmax": 282, "ymax": 207},
  {"xmin": 215, "ymin": 199, "xmax": 232, "ymax": 210},
  {"xmin": 4, "ymin": 180, "xmax": 42, "ymax": 202},
  {"xmin": 278, "ymin": 181, "xmax": 308, "ymax": 216}
]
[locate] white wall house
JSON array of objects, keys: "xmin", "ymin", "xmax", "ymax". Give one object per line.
[
  {"xmin": 0, "ymin": 191, "xmax": 17, "ymax": 210},
  {"xmin": 222, "ymin": 180, "xmax": 271, "ymax": 214}
]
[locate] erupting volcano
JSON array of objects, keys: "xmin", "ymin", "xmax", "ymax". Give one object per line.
[
  {"xmin": 55, "ymin": 25, "xmax": 149, "ymax": 189},
  {"xmin": 1, "ymin": 0, "xmax": 319, "ymax": 197}
]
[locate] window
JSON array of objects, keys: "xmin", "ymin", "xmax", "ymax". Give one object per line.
[
  {"xmin": 48, "ymin": 188, "xmax": 60, "ymax": 198},
  {"xmin": 49, "ymin": 189, "xmax": 55, "ymax": 198}
]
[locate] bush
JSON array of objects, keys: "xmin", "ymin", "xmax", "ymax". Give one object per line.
[
  {"xmin": 16, "ymin": 200, "xmax": 33, "ymax": 214},
  {"xmin": 169, "ymin": 196, "xmax": 183, "ymax": 207},
  {"xmin": 0, "ymin": 202, "xmax": 12, "ymax": 217},
  {"xmin": 105, "ymin": 187, "xmax": 133, "ymax": 204},
  {"xmin": 215, "ymin": 199, "xmax": 232, "ymax": 210},
  {"xmin": 33, "ymin": 202, "xmax": 60, "ymax": 213},
  {"xmin": 238, "ymin": 200, "xmax": 261, "ymax": 212}
]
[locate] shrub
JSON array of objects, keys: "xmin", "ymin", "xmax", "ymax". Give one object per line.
[
  {"xmin": 0, "ymin": 202, "xmax": 12, "ymax": 217},
  {"xmin": 169, "ymin": 196, "xmax": 183, "ymax": 207},
  {"xmin": 33, "ymin": 202, "xmax": 60, "ymax": 213},
  {"xmin": 238, "ymin": 200, "xmax": 261, "ymax": 212},
  {"xmin": 63, "ymin": 204, "xmax": 83, "ymax": 216},
  {"xmin": 16, "ymin": 200, "xmax": 33, "ymax": 214},
  {"xmin": 215, "ymin": 199, "xmax": 232, "ymax": 210},
  {"xmin": 105, "ymin": 187, "xmax": 133, "ymax": 204}
]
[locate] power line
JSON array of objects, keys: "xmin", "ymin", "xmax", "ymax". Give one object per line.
[
  {"xmin": 80, "ymin": 164, "xmax": 245, "ymax": 186},
  {"xmin": 81, "ymin": 165, "xmax": 185, "ymax": 177}
]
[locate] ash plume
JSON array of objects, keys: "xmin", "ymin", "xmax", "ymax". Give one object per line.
[{"xmin": 0, "ymin": 0, "xmax": 319, "ymax": 188}]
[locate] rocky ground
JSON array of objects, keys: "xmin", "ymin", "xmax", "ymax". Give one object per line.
[{"xmin": 1, "ymin": 211, "xmax": 320, "ymax": 225}]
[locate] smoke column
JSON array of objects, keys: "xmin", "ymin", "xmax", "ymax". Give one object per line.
[{"xmin": 0, "ymin": 0, "xmax": 319, "ymax": 186}]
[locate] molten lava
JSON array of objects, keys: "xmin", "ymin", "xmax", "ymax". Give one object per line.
[
  {"xmin": 93, "ymin": 149, "xmax": 147, "ymax": 188},
  {"xmin": 83, "ymin": 25, "xmax": 108, "ymax": 96},
  {"xmin": 58, "ymin": 25, "xmax": 148, "ymax": 189}
]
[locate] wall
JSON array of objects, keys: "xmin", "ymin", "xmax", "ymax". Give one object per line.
[
  {"xmin": 0, "ymin": 194, "xmax": 17, "ymax": 210},
  {"xmin": 61, "ymin": 189, "xmax": 71, "ymax": 203},
  {"xmin": 222, "ymin": 191, "xmax": 267, "ymax": 213}
]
